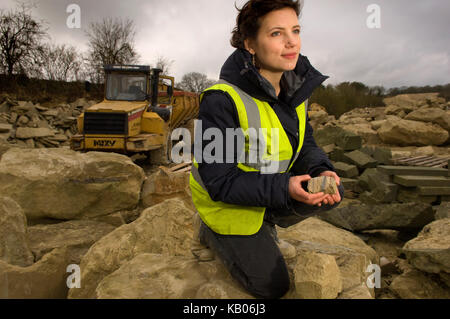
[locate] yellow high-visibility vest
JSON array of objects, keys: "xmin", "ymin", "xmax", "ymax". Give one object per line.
[{"xmin": 190, "ymin": 80, "xmax": 307, "ymax": 235}]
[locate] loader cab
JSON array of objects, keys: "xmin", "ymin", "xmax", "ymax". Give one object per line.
[
  {"xmin": 103, "ymin": 65, "xmax": 175, "ymax": 105},
  {"xmin": 104, "ymin": 65, "xmax": 150, "ymax": 102}
]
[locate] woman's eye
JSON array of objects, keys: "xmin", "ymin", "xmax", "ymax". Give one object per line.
[
  {"xmin": 271, "ymin": 31, "xmax": 281, "ymax": 37},
  {"xmin": 293, "ymin": 29, "xmax": 301, "ymax": 34}
]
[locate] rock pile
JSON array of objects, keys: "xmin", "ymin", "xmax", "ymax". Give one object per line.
[
  {"xmin": 0, "ymin": 92, "xmax": 449, "ymax": 299},
  {"xmin": 307, "ymin": 92, "xmax": 450, "ymax": 298},
  {"xmin": 0, "ymin": 96, "xmax": 97, "ymax": 149},
  {"xmin": 0, "ymin": 148, "xmax": 380, "ymax": 299},
  {"xmin": 311, "ymin": 93, "xmax": 450, "ymax": 207}
]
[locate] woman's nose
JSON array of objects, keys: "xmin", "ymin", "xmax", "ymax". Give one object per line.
[{"xmin": 286, "ymin": 33, "xmax": 299, "ymax": 47}]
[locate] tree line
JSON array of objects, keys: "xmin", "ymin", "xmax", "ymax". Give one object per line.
[
  {"xmin": 310, "ymin": 82, "xmax": 450, "ymax": 118},
  {"xmin": 1, "ymin": 2, "xmax": 448, "ymax": 109},
  {"xmin": 0, "ymin": 2, "xmax": 214, "ymax": 94}
]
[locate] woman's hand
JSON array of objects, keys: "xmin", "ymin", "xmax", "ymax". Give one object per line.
[
  {"xmin": 318, "ymin": 171, "xmax": 342, "ymax": 206},
  {"xmin": 288, "ymin": 175, "xmax": 328, "ymax": 206}
]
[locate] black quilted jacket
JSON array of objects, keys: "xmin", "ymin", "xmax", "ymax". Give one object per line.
[{"xmin": 194, "ymin": 48, "xmax": 335, "ymax": 210}]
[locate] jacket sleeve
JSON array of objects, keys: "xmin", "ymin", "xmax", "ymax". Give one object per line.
[
  {"xmin": 292, "ymin": 115, "xmax": 336, "ymax": 177},
  {"xmin": 195, "ymin": 90, "xmax": 292, "ymax": 209}
]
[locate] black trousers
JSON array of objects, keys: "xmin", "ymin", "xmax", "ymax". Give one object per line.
[{"xmin": 199, "ymin": 184, "xmax": 345, "ymax": 299}]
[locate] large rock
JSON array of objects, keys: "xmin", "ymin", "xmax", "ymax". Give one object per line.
[
  {"xmin": 15, "ymin": 127, "xmax": 55, "ymax": 139},
  {"xmin": 359, "ymin": 183, "xmax": 399, "ymax": 204},
  {"xmin": 141, "ymin": 167, "xmax": 194, "ymax": 210},
  {"xmin": 389, "ymin": 269, "xmax": 450, "ymax": 299},
  {"xmin": 403, "ymin": 218, "xmax": 450, "ymax": 275},
  {"xmin": 340, "ymin": 124, "xmax": 381, "ymax": 145},
  {"xmin": 0, "ymin": 148, "xmax": 145, "ymax": 221},
  {"xmin": 0, "ymin": 140, "xmax": 22, "ymax": 160},
  {"xmin": 384, "ymin": 104, "xmax": 417, "ymax": 117},
  {"xmin": 383, "ymin": 93, "xmax": 441, "ymax": 109},
  {"xmin": 360, "ymin": 145, "xmax": 392, "ymax": 165},
  {"xmin": 309, "ymin": 110, "xmax": 329, "ymax": 125},
  {"xmin": 278, "ymin": 218, "xmax": 378, "ymax": 295},
  {"xmin": 0, "ymin": 196, "xmax": 34, "ymax": 267},
  {"xmin": 27, "ymin": 220, "xmax": 117, "ymax": 264},
  {"xmin": 337, "ymin": 283, "xmax": 373, "ymax": 299},
  {"xmin": 0, "ymin": 247, "xmax": 69, "ymax": 298},
  {"xmin": 333, "ymin": 162, "xmax": 359, "ymax": 178},
  {"xmin": 293, "ymin": 250, "xmax": 342, "ymax": 299},
  {"xmin": 68, "ymin": 198, "xmax": 196, "ymax": 299},
  {"xmin": 435, "ymin": 202, "xmax": 450, "ymax": 220},
  {"xmin": 378, "ymin": 118, "xmax": 449, "ymax": 146},
  {"xmin": 95, "ymin": 253, "xmax": 252, "ymax": 299},
  {"xmin": 279, "ymin": 218, "xmax": 377, "ymax": 262},
  {"xmin": 343, "ymin": 150, "xmax": 378, "ymax": 170},
  {"xmin": 314, "ymin": 125, "xmax": 362, "ymax": 151},
  {"xmin": 405, "ymin": 108, "xmax": 450, "ymax": 131},
  {"xmin": 0, "ymin": 123, "xmax": 12, "ymax": 133},
  {"xmin": 396, "ymin": 187, "xmax": 438, "ymax": 205},
  {"xmin": 318, "ymin": 202, "xmax": 435, "ymax": 232}
]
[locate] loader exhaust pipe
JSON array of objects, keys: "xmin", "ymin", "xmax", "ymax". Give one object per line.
[
  {"xmin": 149, "ymin": 68, "xmax": 170, "ymax": 121},
  {"xmin": 150, "ymin": 68, "xmax": 162, "ymax": 108}
]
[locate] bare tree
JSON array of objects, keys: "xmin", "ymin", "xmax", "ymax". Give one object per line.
[
  {"xmin": 0, "ymin": 2, "xmax": 47, "ymax": 76},
  {"xmin": 36, "ymin": 43, "xmax": 82, "ymax": 81},
  {"xmin": 155, "ymin": 55, "xmax": 174, "ymax": 75},
  {"xmin": 177, "ymin": 72, "xmax": 216, "ymax": 94},
  {"xmin": 85, "ymin": 17, "xmax": 139, "ymax": 83}
]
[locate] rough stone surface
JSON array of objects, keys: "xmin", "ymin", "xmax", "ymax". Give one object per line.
[
  {"xmin": 278, "ymin": 218, "xmax": 378, "ymax": 296},
  {"xmin": 337, "ymin": 284, "xmax": 374, "ymax": 299},
  {"xmin": 383, "ymin": 93, "xmax": 441, "ymax": 109},
  {"xmin": 307, "ymin": 176, "xmax": 338, "ymax": 195},
  {"xmin": 141, "ymin": 167, "xmax": 194, "ymax": 211},
  {"xmin": 0, "ymin": 123, "xmax": 12, "ymax": 133},
  {"xmin": 318, "ymin": 202, "xmax": 435, "ymax": 232},
  {"xmin": 95, "ymin": 253, "xmax": 252, "ymax": 299},
  {"xmin": 313, "ymin": 125, "xmax": 345, "ymax": 147},
  {"xmin": 340, "ymin": 124, "xmax": 381, "ymax": 145},
  {"xmin": 0, "ymin": 196, "xmax": 34, "ymax": 267},
  {"xmin": 293, "ymin": 250, "xmax": 342, "ymax": 299},
  {"xmin": 435, "ymin": 202, "xmax": 450, "ymax": 220},
  {"xmin": 397, "ymin": 187, "xmax": 438, "ymax": 205},
  {"xmin": 27, "ymin": 220, "xmax": 117, "ymax": 264},
  {"xmin": 0, "ymin": 148, "xmax": 145, "ymax": 220},
  {"xmin": 278, "ymin": 218, "xmax": 378, "ymax": 263},
  {"xmin": 403, "ymin": 218, "xmax": 450, "ymax": 275},
  {"xmin": 389, "ymin": 270, "xmax": 450, "ymax": 299},
  {"xmin": 15, "ymin": 127, "xmax": 55, "ymax": 139},
  {"xmin": 0, "ymin": 247, "xmax": 69, "ymax": 299},
  {"xmin": 405, "ymin": 108, "xmax": 450, "ymax": 131},
  {"xmin": 343, "ymin": 150, "xmax": 378, "ymax": 170},
  {"xmin": 378, "ymin": 118, "xmax": 449, "ymax": 146},
  {"xmin": 333, "ymin": 162, "xmax": 359, "ymax": 178},
  {"xmin": 68, "ymin": 198, "xmax": 196, "ymax": 299}
]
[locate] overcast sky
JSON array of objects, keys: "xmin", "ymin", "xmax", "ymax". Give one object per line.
[{"xmin": 2, "ymin": 0, "xmax": 449, "ymax": 88}]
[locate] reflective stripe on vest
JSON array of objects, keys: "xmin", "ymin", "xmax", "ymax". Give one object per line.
[{"xmin": 190, "ymin": 80, "xmax": 307, "ymax": 235}]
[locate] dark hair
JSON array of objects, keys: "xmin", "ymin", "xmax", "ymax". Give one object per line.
[{"xmin": 231, "ymin": 0, "xmax": 302, "ymax": 49}]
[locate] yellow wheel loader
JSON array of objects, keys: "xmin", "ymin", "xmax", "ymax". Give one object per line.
[{"xmin": 70, "ymin": 65, "xmax": 199, "ymax": 165}]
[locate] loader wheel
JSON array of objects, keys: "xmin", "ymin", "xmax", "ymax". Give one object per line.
[{"xmin": 148, "ymin": 132, "xmax": 173, "ymax": 166}]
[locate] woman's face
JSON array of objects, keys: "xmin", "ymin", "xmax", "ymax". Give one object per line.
[{"xmin": 245, "ymin": 7, "xmax": 301, "ymax": 74}]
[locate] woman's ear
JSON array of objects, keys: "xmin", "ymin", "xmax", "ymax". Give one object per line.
[{"xmin": 244, "ymin": 38, "xmax": 255, "ymax": 55}]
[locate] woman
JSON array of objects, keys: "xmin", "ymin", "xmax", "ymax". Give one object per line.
[{"xmin": 189, "ymin": 0, "xmax": 344, "ymax": 299}]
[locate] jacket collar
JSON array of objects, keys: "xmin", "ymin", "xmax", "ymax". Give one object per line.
[{"xmin": 219, "ymin": 48, "xmax": 329, "ymax": 107}]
